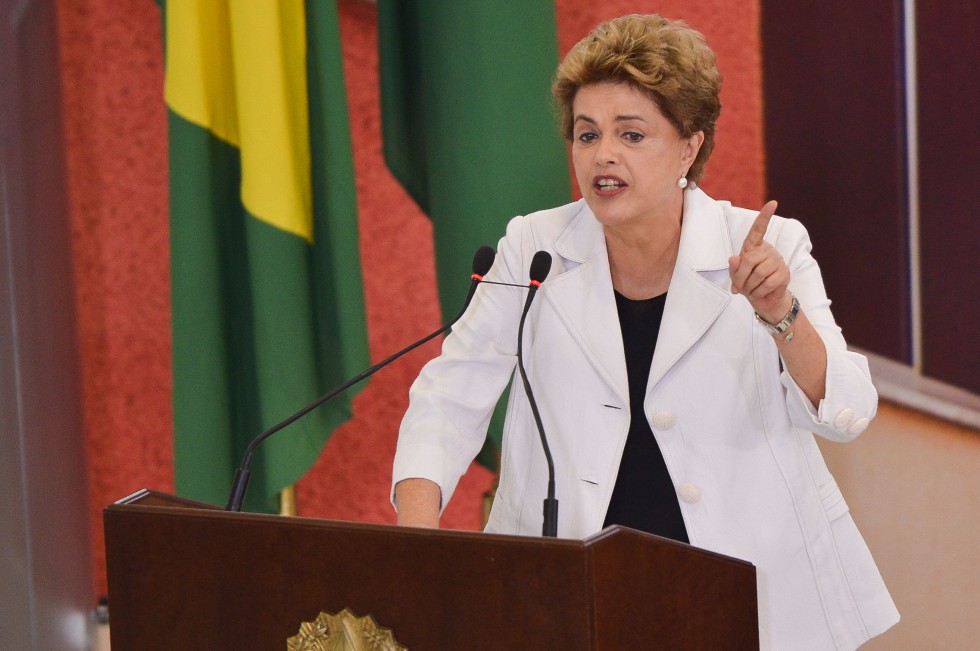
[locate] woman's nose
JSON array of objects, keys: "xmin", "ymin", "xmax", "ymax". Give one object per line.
[{"xmin": 595, "ymin": 135, "xmax": 619, "ymax": 165}]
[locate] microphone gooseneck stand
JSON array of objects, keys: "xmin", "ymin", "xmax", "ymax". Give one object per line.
[{"xmin": 515, "ymin": 251, "xmax": 559, "ymax": 537}]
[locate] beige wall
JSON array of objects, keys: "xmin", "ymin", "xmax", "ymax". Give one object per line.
[{"xmin": 818, "ymin": 402, "xmax": 979, "ymax": 649}]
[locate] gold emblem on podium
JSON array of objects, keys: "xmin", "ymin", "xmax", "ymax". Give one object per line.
[{"xmin": 287, "ymin": 608, "xmax": 407, "ymax": 651}]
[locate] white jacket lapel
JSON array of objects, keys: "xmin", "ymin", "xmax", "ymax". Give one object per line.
[
  {"xmin": 543, "ymin": 207, "xmax": 629, "ymax": 406},
  {"xmin": 648, "ymin": 189, "xmax": 736, "ymax": 391}
]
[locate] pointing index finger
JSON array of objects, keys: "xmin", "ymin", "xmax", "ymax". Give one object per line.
[{"xmin": 742, "ymin": 200, "xmax": 778, "ymax": 252}]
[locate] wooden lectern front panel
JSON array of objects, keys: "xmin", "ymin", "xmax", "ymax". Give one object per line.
[{"xmin": 105, "ymin": 493, "xmax": 757, "ymax": 649}]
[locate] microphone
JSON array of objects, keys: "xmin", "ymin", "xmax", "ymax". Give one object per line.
[
  {"xmin": 225, "ymin": 245, "xmax": 497, "ymax": 512},
  {"xmin": 515, "ymin": 251, "xmax": 558, "ymax": 536}
]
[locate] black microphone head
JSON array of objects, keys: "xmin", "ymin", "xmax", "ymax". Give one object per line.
[
  {"xmin": 529, "ymin": 251, "xmax": 552, "ymax": 284},
  {"xmin": 472, "ymin": 245, "xmax": 496, "ymax": 276}
]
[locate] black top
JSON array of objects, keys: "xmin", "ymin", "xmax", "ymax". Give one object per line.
[{"xmin": 603, "ymin": 291, "xmax": 689, "ymax": 543}]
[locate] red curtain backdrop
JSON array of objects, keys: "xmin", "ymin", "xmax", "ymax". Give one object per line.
[{"xmin": 54, "ymin": 0, "xmax": 763, "ymax": 599}]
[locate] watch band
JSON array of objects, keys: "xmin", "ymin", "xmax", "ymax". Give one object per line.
[{"xmin": 756, "ymin": 295, "xmax": 800, "ymax": 335}]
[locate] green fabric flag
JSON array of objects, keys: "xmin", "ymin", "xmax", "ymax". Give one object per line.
[
  {"xmin": 163, "ymin": 0, "xmax": 369, "ymax": 513},
  {"xmin": 378, "ymin": 0, "xmax": 571, "ymax": 460}
]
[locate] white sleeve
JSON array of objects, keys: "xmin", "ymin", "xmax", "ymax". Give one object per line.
[
  {"xmin": 391, "ymin": 215, "xmax": 530, "ymax": 511},
  {"xmin": 771, "ymin": 218, "xmax": 879, "ymax": 442}
]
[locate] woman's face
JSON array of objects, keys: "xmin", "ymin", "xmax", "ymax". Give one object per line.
[{"xmin": 571, "ymin": 82, "xmax": 702, "ymax": 231}]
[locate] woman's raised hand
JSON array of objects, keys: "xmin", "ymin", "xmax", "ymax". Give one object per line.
[{"xmin": 728, "ymin": 200, "xmax": 793, "ymax": 323}]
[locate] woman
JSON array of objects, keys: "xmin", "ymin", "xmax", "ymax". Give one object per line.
[{"xmin": 392, "ymin": 14, "xmax": 898, "ymax": 650}]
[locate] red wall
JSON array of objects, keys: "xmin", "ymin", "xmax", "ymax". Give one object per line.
[
  {"xmin": 55, "ymin": 0, "xmax": 173, "ymax": 600},
  {"xmin": 55, "ymin": 0, "xmax": 763, "ymax": 599}
]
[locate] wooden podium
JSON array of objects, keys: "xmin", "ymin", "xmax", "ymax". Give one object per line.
[{"xmin": 104, "ymin": 490, "xmax": 758, "ymax": 649}]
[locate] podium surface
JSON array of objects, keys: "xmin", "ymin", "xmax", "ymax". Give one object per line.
[{"xmin": 105, "ymin": 490, "xmax": 758, "ymax": 649}]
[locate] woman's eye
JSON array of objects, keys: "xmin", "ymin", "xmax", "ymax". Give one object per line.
[
  {"xmin": 577, "ymin": 131, "xmax": 598, "ymax": 144},
  {"xmin": 623, "ymin": 132, "xmax": 643, "ymax": 143}
]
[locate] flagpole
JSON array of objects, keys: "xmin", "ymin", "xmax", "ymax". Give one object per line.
[{"xmin": 279, "ymin": 485, "xmax": 297, "ymax": 516}]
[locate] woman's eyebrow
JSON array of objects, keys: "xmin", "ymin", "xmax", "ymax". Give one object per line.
[{"xmin": 573, "ymin": 114, "xmax": 647, "ymax": 125}]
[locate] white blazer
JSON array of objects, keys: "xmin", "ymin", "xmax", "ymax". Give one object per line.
[{"xmin": 393, "ymin": 188, "xmax": 899, "ymax": 650}]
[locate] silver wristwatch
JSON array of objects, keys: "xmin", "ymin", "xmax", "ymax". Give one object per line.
[{"xmin": 756, "ymin": 295, "xmax": 800, "ymax": 335}]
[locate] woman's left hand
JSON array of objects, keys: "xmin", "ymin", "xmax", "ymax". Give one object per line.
[
  {"xmin": 728, "ymin": 200, "xmax": 793, "ymax": 323},
  {"xmin": 728, "ymin": 200, "xmax": 828, "ymax": 405}
]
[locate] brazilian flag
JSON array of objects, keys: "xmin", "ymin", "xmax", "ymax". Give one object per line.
[{"xmin": 162, "ymin": 0, "xmax": 368, "ymax": 513}]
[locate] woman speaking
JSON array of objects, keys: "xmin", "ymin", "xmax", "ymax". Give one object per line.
[{"xmin": 392, "ymin": 13, "xmax": 898, "ymax": 649}]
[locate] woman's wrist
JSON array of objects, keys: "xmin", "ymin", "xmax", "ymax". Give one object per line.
[
  {"xmin": 756, "ymin": 294, "xmax": 799, "ymax": 335},
  {"xmin": 394, "ymin": 478, "xmax": 442, "ymax": 528}
]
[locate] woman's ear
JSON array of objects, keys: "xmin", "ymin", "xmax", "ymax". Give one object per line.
[{"xmin": 682, "ymin": 131, "xmax": 705, "ymax": 167}]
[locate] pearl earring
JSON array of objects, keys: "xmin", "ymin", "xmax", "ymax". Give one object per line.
[{"xmin": 678, "ymin": 176, "xmax": 688, "ymax": 189}]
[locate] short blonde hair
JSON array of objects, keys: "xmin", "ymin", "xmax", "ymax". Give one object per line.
[{"xmin": 552, "ymin": 14, "xmax": 722, "ymax": 184}]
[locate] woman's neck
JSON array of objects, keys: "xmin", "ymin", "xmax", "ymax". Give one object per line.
[{"xmin": 605, "ymin": 212, "xmax": 682, "ymax": 300}]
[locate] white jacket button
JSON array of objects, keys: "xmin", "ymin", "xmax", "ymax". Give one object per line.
[
  {"xmin": 833, "ymin": 408, "xmax": 855, "ymax": 432},
  {"xmin": 848, "ymin": 417, "xmax": 870, "ymax": 436},
  {"xmin": 678, "ymin": 483, "xmax": 701, "ymax": 503},
  {"xmin": 650, "ymin": 410, "xmax": 676, "ymax": 430}
]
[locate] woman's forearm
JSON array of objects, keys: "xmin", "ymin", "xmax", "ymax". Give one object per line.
[
  {"xmin": 770, "ymin": 308, "xmax": 828, "ymax": 406},
  {"xmin": 394, "ymin": 477, "xmax": 442, "ymax": 528}
]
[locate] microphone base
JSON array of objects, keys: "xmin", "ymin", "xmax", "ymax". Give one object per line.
[
  {"xmin": 542, "ymin": 498, "xmax": 559, "ymax": 537},
  {"xmin": 225, "ymin": 468, "xmax": 251, "ymax": 512}
]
